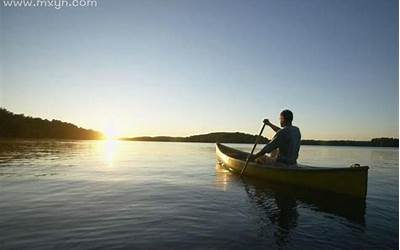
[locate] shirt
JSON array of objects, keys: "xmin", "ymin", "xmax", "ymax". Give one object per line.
[{"xmin": 262, "ymin": 125, "xmax": 301, "ymax": 165}]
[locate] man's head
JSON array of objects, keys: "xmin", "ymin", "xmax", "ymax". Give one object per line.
[{"xmin": 280, "ymin": 109, "xmax": 293, "ymax": 127}]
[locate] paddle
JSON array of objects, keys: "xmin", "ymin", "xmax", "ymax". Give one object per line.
[{"xmin": 240, "ymin": 123, "xmax": 266, "ymax": 176}]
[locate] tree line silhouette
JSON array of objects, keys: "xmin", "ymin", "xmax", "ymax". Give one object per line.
[
  {"xmin": 0, "ymin": 108, "xmax": 398, "ymax": 147},
  {"xmin": 124, "ymin": 133, "xmax": 398, "ymax": 147},
  {"xmin": 0, "ymin": 108, "xmax": 102, "ymax": 139},
  {"xmin": 129, "ymin": 132, "xmax": 269, "ymax": 144}
]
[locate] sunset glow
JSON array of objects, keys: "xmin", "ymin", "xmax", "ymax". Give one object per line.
[{"xmin": 103, "ymin": 127, "xmax": 119, "ymax": 141}]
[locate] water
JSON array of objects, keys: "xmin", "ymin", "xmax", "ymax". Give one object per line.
[{"xmin": 0, "ymin": 140, "xmax": 398, "ymax": 249}]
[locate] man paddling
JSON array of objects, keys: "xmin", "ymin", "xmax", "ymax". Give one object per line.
[{"xmin": 250, "ymin": 110, "xmax": 301, "ymax": 167}]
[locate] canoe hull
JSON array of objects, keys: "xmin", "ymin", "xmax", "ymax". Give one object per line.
[{"xmin": 216, "ymin": 143, "xmax": 369, "ymax": 198}]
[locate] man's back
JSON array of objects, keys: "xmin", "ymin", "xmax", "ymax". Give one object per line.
[{"xmin": 277, "ymin": 125, "xmax": 301, "ymax": 165}]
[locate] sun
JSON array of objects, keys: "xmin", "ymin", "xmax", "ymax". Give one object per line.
[{"xmin": 103, "ymin": 126, "xmax": 119, "ymax": 140}]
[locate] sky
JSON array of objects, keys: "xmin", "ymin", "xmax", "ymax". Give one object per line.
[{"xmin": 0, "ymin": 0, "xmax": 398, "ymax": 140}]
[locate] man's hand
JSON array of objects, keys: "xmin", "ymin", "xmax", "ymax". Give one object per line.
[
  {"xmin": 263, "ymin": 118, "xmax": 281, "ymax": 132},
  {"xmin": 248, "ymin": 155, "xmax": 256, "ymax": 161},
  {"xmin": 248, "ymin": 154, "xmax": 260, "ymax": 161},
  {"xmin": 263, "ymin": 118, "xmax": 271, "ymax": 125}
]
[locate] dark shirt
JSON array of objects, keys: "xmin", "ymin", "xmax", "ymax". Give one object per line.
[{"xmin": 262, "ymin": 125, "xmax": 301, "ymax": 165}]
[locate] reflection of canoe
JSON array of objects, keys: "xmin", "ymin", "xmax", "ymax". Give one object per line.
[
  {"xmin": 240, "ymin": 176, "xmax": 366, "ymax": 225},
  {"xmin": 216, "ymin": 143, "xmax": 369, "ymax": 198},
  {"xmin": 215, "ymin": 164, "xmax": 366, "ymax": 244}
]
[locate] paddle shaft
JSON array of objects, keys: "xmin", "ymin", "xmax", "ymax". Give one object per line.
[{"xmin": 240, "ymin": 123, "xmax": 266, "ymax": 176}]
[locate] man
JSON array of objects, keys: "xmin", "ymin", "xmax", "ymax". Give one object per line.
[{"xmin": 251, "ymin": 110, "xmax": 301, "ymax": 167}]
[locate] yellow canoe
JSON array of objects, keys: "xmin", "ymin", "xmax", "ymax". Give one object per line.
[{"xmin": 216, "ymin": 143, "xmax": 369, "ymax": 198}]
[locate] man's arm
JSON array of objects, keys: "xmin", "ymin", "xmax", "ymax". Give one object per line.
[
  {"xmin": 252, "ymin": 131, "xmax": 282, "ymax": 159},
  {"xmin": 263, "ymin": 119, "xmax": 280, "ymax": 132}
]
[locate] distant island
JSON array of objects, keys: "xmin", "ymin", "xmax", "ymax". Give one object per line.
[
  {"xmin": 122, "ymin": 134, "xmax": 398, "ymax": 147},
  {"xmin": 0, "ymin": 108, "xmax": 398, "ymax": 147},
  {"xmin": 125, "ymin": 132, "xmax": 270, "ymax": 144},
  {"xmin": 0, "ymin": 108, "xmax": 102, "ymax": 140}
]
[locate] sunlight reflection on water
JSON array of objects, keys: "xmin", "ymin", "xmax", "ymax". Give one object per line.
[
  {"xmin": 102, "ymin": 139, "xmax": 118, "ymax": 165},
  {"xmin": 214, "ymin": 164, "xmax": 231, "ymax": 191}
]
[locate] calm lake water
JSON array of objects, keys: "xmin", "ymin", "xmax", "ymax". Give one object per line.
[{"xmin": 0, "ymin": 140, "xmax": 398, "ymax": 249}]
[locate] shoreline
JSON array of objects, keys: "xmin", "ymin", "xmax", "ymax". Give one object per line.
[{"xmin": 1, "ymin": 138, "xmax": 397, "ymax": 148}]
